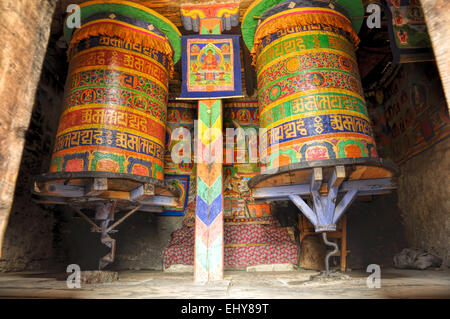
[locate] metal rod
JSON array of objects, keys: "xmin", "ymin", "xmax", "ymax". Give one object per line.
[
  {"xmin": 106, "ymin": 205, "xmax": 142, "ymax": 233},
  {"xmin": 71, "ymin": 206, "xmax": 100, "ymax": 232},
  {"xmin": 322, "ymin": 232, "xmax": 339, "ymax": 276},
  {"xmin": 99, "ymin": 219, "xmax": 116, "ymax": 270}
]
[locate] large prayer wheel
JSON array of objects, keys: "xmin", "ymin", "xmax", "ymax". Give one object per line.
[
  {"xmin": 241, "ymin": 1, "xmax": 398, "ymax": 269},
  {"xmin": 34, "ymin": 1, "xmax": 182, "ymax": 208},
  {"xmin": 242, "ymin": 0, "xmax": 397, "ymax": 186},
  {"xmin": 49, "ymin": 1, "xmax": 181, "ymax": 181},
  {"xmin": 32, "ymin": 1, "xmax": 182, "ymax": 270},
  {"xmin": 254, "ymin": 0, "xmax": 377, "ymax": 171}
]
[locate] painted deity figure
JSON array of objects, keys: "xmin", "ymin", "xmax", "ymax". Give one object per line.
[
  {"xmin": 397, "ymin": 29, "xmax": 409, "ymax": 45},
  {"xmin": 201, "ymin": 49, "xmax": 219, "ymax": 71},
  {"xmin": 394, "ymin": 11, "xmax": 405, "ymax": 26}
]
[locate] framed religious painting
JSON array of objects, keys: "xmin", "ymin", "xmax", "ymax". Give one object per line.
[{"xmin": 179, "ymin": 34, "xmax": 243, "ymax": 99}]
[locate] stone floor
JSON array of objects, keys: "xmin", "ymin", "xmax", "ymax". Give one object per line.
[{"xmin": 0, "ymin": 268, "xmax": 449, "ymax": 299}]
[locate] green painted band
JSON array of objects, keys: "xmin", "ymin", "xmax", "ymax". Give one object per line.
[
  {"xmin": 259, "ymin": 92, "xmax": 368, "ymax": 126},
  {"xmin": 65, "ymin": 84, "xmax": 166, "ymax": 109},
  {"xmin": 256, "ymin": 33, "xmax": 355, "ymax": 72},
  {"xmin": 258, "ymin": 67, "xmax": 361, "ymax": 94}
]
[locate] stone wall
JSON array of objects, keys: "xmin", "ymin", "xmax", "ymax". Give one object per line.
[
  {"xmin": 420, "ymin": 0, "xmax": 450, "ymax": 109},
  {"xmin": 397, "ymin": 137, "xmax": 450, "ymax": 267},
  {"xmin": 347, "ymin": 193, "xmax": 407, "ymax": 269},
  {"xmin": 0, "ymin": 0, "xmax": 57, "ymax": 257},
  {"xmin": 0, "ymin": 43, "xmax": 64, "ymax": 271},
  {"xmin": 53, "ymin": 206, "xmax": 184, "ymax": 271}
]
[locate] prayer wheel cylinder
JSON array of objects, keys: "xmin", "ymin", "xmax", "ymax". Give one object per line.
[
  {"xmin": 50, "ymin": 4, "xmax": 176, "ymax": 181},
  {"xmin": 255, "ymin": 0, "xmax": 378, "ymax": 171}
]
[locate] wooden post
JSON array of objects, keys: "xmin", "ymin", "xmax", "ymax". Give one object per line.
[
  {"xmin": 340, "ymin": 215, "xmax": 347, "ymax": 272},
  {"xmin": 0, "ymin": 0, "xmax": 57, "ymax": 257},
  {"xmin": 195, "ymin": 99, "xmax": 224, "ymax": 282}
]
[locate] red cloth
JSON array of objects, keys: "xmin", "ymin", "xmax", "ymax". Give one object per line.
[{"xmin": 163, "ymin": 217, "xmax": 299, "ymax": 269}]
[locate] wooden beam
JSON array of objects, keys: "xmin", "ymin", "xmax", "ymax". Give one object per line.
[
  {"xmin": 252, "ymin": 183, "xmax": 310, "ymax": 199},
  {"xmin": 310, "ymin": 167, "xmax": 323, "ymax": 193},
  {"xmin": 138, "ymin": 206, "xmax": 164, "ymax": 213},
  {"xmin": 333, "ymin": 189, "xmax": 358, "ymax": 224},
  {"xmin": 85, "ymin": 178, "xmax": 108, "ymax": 196},
  {"xmin": 289, "ymin": 194, "xmax": 317, "ymax": 226},
  {"xmin": 139, "ymin": 195, "xmax": 178, "ymax": 207},
  {"xmin": 42, "ymin": 183, "xmax": 84, "ymax": 197},
  {"xmin": 130, "ymin": 183, "xmax": 155, "ymax": 201},
  {"xmin": 252, "ymin": 178, "xmax": 395, "ymax": 199},
  {"xmin": 329, "ymin": 166, "xmax": 346, "ymax": 189},
  {"xmin": 340, "ymin": 178, "xmax": 396, "ymax": 192}
]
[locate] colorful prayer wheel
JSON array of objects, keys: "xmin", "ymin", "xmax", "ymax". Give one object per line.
[
  {"xmin": 32, "ymin": 1, "xmax": 182, "ymax": 270},
  {"xmin": 49, "ymin": 1, "xmax": 181, "ymax": 181},
  {"xmin": 243, "ymin": 0, "xmax": 379, "ymax": 172},
  {"xmin": 241, "ymin": 1, "xmax": 398, "ymax": 265}
]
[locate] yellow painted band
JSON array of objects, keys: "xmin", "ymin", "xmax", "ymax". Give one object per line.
[
  {"xmin": 263, "ymin": 110, "xmax": 370, "ymax": 130},
  {"xmin": 71, "ymin": 46, "xmax": 169, "ymax": 75},
  {"xmin": 257, "ymin": 30, "xmax": 354, "ymax": 60},
  {"xmin": 260, "ymin": 88, "xmax": 366, "ymax": 117},
  {"xmin": 61, "ymin": 104, "xmax": 166, "ymax": 127},
  {"xmin": 69, "ymin": 64, "xmax": 168, "ymax": 91},
  {"xmin": 57, "ymin": 124, "xmax": 164, "ymax": 145},
  {"xmin": 217, "ymin": 7, "xmax": 239, "ymax": 18}
]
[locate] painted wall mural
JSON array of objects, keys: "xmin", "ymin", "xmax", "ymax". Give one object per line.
[
  {"xmin": 384, "ymin": 0, "xmax": 434, "ymax": 63},
  {"xmin": 223, "ymin": 101, "xmax": 262, "ymax": 220},
  {"xmin": 367, "ymin": 62, "xmax": 450, "ymax": 164}
]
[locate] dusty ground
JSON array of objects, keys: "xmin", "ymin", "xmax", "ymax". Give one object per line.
[{"xmin": 0, "ymin": 268, "xmax": 448, "ymax": 299}]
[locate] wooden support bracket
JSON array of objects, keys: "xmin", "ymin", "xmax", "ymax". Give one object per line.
[
  {"xmin": 85, "ymin": 178, "xmax": 108, "ymax": 196},
  {"xmin": 130, "ymin": 183, "xmax": 155, "ymax": 201}
]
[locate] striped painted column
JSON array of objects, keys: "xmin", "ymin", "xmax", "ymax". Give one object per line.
[{"xmin": 195, "ymin": 99, "xmax": 223, "ymax": 282}]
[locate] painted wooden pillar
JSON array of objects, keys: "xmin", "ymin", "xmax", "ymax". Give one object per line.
[
  {"xmin": 196, "ymin": 12, "xmax": 224, "ymax": 283},
  {"xmin": 195, "ymin": 98, "xmax": 224, "ymax": 282},
  {"xmin": 181, "ymin": 3, "xmax": 239, "ymax": 282}
]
